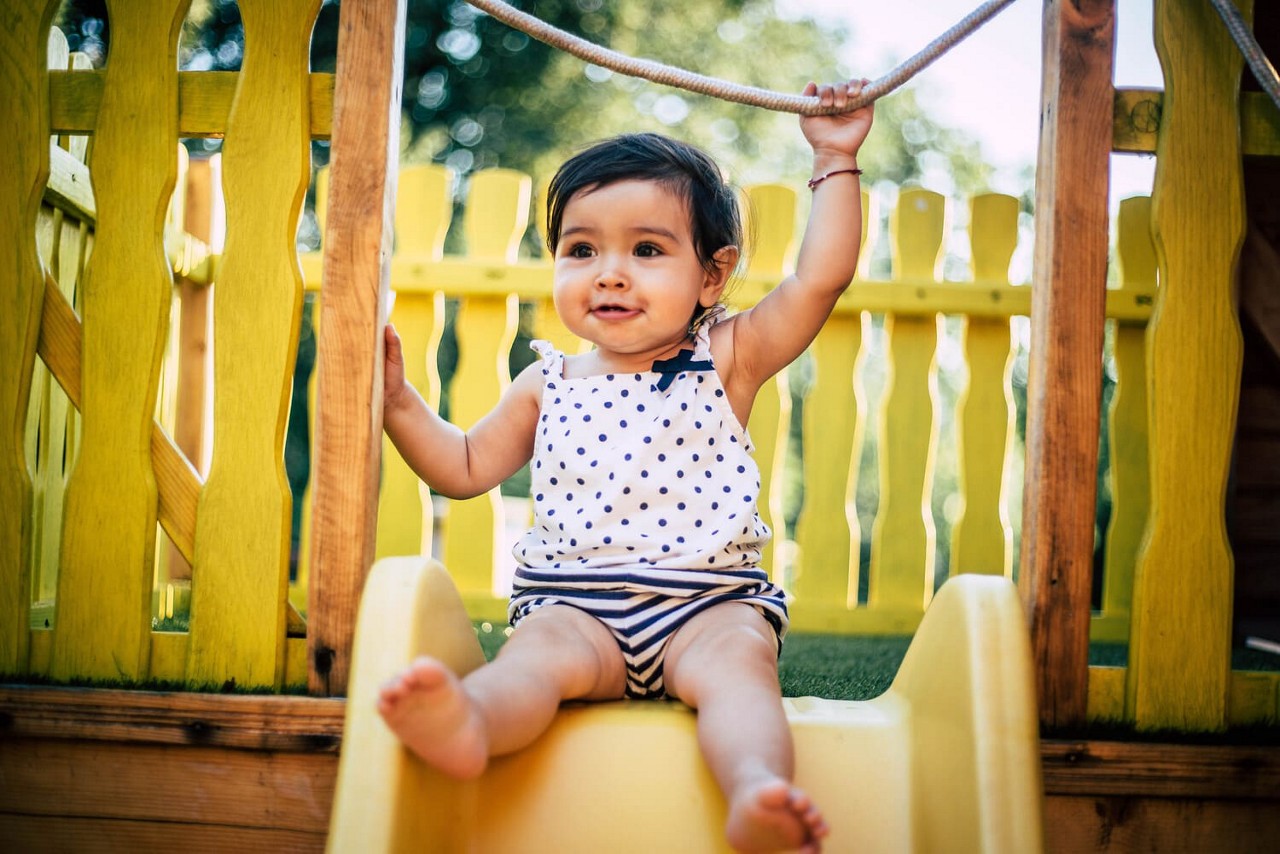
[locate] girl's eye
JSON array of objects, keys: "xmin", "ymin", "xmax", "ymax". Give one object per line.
[
  {"xmin": 566, "ymin": 243, "xmax": 595, "ymax": 258},
  {"xmin": 634, "ymin": 243, "xmax": 661, "ymax": 257}
]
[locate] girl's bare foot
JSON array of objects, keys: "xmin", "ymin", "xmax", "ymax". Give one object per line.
[
  {"xmin": 376, "ymin": 656, "xmax": 488, "ymax": 779},
  {"xmin": 725, "ymin": 778, "xmax": 829, "ymax": 853}
]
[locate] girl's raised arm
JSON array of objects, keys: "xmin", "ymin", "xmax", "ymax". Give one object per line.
[
  {"xmin": 382, "ymin": 325, "xmax": 542, "ymax": 499},
  {"xmin": 724, "ymin": 79, "xmax": 873, "ymax": 395}
]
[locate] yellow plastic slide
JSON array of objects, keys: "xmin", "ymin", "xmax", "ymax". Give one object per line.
[{"xmin": 328, "ymin": 558, "xmax": 1043, "ymax": 852}]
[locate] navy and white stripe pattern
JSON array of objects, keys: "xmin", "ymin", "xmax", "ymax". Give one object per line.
[{"xmin": 509, "ymin": 566, "xmax": 788, "ymax": 698}]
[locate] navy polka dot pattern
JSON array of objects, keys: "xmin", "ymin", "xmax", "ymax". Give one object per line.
[{"xmin": 513, "ymin": 318, "xmax": 771, "ymax": 575}]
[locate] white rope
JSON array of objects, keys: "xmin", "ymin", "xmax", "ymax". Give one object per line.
[
  {"xmin": 1206, "ymin": 0, "xmax": 1280, "ymax": 114},
  {"xmin": 463, "ymin": 0, "xmax": 1021, "ymax": 115}
]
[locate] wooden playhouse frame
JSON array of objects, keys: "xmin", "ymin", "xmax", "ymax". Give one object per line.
[{"xmin": 2, "ymin": 0, "xmax": 1279, "ymax": 848}]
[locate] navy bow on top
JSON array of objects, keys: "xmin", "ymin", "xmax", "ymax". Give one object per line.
[{"xmin": 652, "ymin": 348, "xmax": 714, "ymax": 392}]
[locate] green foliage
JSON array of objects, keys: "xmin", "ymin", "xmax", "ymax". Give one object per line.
[{"xmin": 55, "ymin": 0, "xmax": 997, "ymax": 197}]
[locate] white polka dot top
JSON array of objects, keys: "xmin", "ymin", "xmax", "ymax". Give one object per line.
[{"xmin": 513, "ymin": 313, "xmax": 772, "ymax": 574}]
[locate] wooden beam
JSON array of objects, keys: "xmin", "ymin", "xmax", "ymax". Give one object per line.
[
  {"xmin": 48, "ymin": 70, "xmax": 336, "ymax": 139},
  {"xmin": 306, "ymin": 0, "xmax": 407, "ymax": 697},
  {"xmin": 1113, "ymin": 88, "xmax": 1280, "ymax": 156},
  {"xmin": 1020, "ymin": 0, "xmax": 1115, "ymax": 729}
]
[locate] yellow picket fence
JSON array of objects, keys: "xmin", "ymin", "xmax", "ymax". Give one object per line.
[
  {"xmin": 294, "ymin": 165, "xmax": 1155, "ymax": 642},
  {"xmin": 4, "ymin": 6, "xmax": 319, "ymax": 692},
  {"xmin": 14, "ymin": 126, "xmax": 1154, "ymax": 698}
]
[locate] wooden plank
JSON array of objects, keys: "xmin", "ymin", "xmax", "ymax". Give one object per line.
[
  {"xmin": 298, "ymin": 253, "xmax": 1158, "ymax": 324},
  {"xmin": 375, "ymin": 165, "xmax": 451, "ymax": 561},
  {"xmin": 0, "ymin": 738, "xmax": 336, "ymax": 832},
  {"xmin": 742, "ymin": 184, "xmax": 802, "ymax": 580},
  {"xmin": 1020, "ymin": 0, "xmax": 1115, "ymax": 730},
  {"xmin": 1095, "ymin": 196, "xmax": 1156, "ymax": 644},
  {"xmin": 1043, "ymin": 795, "xmax": 1280, "ymax": 853},
  {"xmin": 187, "ymin": 0, "xmax": 319, "ymax": 691},
  {"xmin": 1129, "ymin": 0, "xmax": 1247, "ymax": 732},
  {"xmin": 36, "ymin": 278, "xmax": 203, "ymax": 566},
  {"xmin": 442, "ymin": 169, "xmax": 528, "ymax": 598},
  {"xmin": 0, "ymin": 815, "xmax": 325, "ymax": 853},
  {"xmin": 1114, "ymin": 88, "xmax": 1280, "ymax": 157},
  {"xmin": 1112, "ymin": 87, "xmax": 1164, "ymax": 154},
  {"xmin": 871, "ymin": 189, "xmax": 944, "ymax": 612},
  {"xmin": 0, "ymin": 685, "xmax": 344, "ymax": 750},
  {"xmin": 793, "ymin": 303, "xmax": 863, "ymax": 608},
  {"xmin": 950, "ymin": 193, "xmax": 1018, "ymax": 576},
  {"xmin": 790, "ymin": 190, "xmax": 870, "ymax": 612},
  {"xmin": 307, "ymin": 0, "xmax": 408, "ymax": 697},
  {"xmin": 52, "ymin": 0, "xmax": 192, "ymax": 683},
  {"xmin": 163, "ymin": 155, "xmax": 216, "ymax": 588},
  {"xmin": 45, "ymin": 142, "xmax": 96, "ymax": 222},
  {"xmin": 0, "ymin": 1, "xmax": 60, "ymax": 675},
  {"xmin": 1041, "ymin": 739, "xmax": 1280, "ymax": 799},
  {"xmin": 49, "ymin": 69, "xmax": 336, "ymax": 140},
  {"xmin": 28, "ymin": 32, "xmax": 73, "ymax": 623}
]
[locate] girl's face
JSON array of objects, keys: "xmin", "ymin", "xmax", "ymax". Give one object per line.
[{"xmin": 552, "ymin": 179, "xmax": 729, "ymax": 371}]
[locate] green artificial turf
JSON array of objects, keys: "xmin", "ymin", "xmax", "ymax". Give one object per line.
[
  {"xmin": 778, "ymin": 633, "xmax": 911, "ymax": 700},
  {"xmin": 471, "ymin": 624, "xmax": 1280, "ymax": 704}
]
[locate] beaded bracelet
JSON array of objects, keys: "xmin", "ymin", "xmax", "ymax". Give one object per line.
[{"xmin": 807, "ymin": 168, "xmax": 863, "ymax": 190}]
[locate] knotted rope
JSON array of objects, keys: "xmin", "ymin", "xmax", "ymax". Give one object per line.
[{"xmin": 463, "ymin": 0, "xmax": 1019, "ymax": 115}]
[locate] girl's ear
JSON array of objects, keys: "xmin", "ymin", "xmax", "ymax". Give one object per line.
[{"xmin": 700, "ymin": 245, "xmax": 740, "ymax": 306}]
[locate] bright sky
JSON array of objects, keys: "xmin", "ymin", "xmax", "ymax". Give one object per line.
[{"xmin": 783, "ymin": 0, "xmax": 1164, "ymax": 201}]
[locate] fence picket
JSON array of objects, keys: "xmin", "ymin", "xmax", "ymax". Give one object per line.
[
  {"xmin": 1130, "ymin": 0, "xmax": 1244, "ymax": 730},
  {"xmin": 1, "ymin": 0, "xmax": 61, "ymax": 675},
  {"xmin": 187, "ymin": 0, "xmax": 319, "ymax": 689},
  {"xmin": 52, "ymin": 0, "xmax": 190, "ymax": 682},
  {"xmin": 1096, "ymin": 196, "xmax": 1155, "ymax": 643},
  {"xmin": 741, "ymin": 184, "xmax": 799, "ymax": 581},
  {"xmin": 532, "ymin": 179, "xmax": 581, "ymax": 356},
  {"xmin": 871, "ymin": 189, "xmax": 945, "ymax": 613},
  {"xmin": 789, "ymin": 191, "xmax": 870, "ymax": 626},
  {"xmin": 376, "ymin": 164, "xmax": 452, "ymax": 561},
  {"xmin": 33, "ymin": 39, "xmax": 95, "ymax": 617},
  {"xmin": 444, "ymin": 169, "xmax": 528, "ymax": 610},
  {"xmin": 951, "ymin": 193, "xmax": 1019, "ymax": 576}
]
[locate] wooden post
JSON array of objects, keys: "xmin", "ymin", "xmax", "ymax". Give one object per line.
[
  {"xmin": 1020, "ymin": 0, "xmax": 1115, "ymax": 729},
  {"xmin": 307, "ymin": 0, "xmax": 407, "ymax": 696},
  {"xmin": 163, "ymin": 155, "xmax": 215, "ymax": 593}
]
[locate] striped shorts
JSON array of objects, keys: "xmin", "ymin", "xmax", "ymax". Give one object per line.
[{"xmin": 508, "ymin": 566, "xmax": 789, "ymax": 699}]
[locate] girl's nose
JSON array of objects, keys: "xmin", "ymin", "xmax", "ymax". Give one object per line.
[{"xmin": 595, "ymin": 267, "xmax": 627, "ymax": 288}]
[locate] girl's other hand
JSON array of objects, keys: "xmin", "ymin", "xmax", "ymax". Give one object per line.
[{"xmin": 384, "ymin": 324, "xmax": 407, "ymax": 411}]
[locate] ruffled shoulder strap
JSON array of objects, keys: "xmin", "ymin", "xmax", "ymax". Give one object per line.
[
  {"xmin": 529, "ymin": 339, "xmax": 565, "ymax": 378},
  {"xmin": 691, "ymin": 304, "xmax": 728, "ymax": 357}
]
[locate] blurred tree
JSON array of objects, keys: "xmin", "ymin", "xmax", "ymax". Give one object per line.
[{"xmin": 54, "ymin": 0, "xmax": 993, "ymax": 194}]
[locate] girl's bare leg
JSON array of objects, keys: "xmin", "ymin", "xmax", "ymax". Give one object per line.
[
  {"xmin": 377, "ymin": 605, "xmax": 626, "ymax": 779},
  {"xmin": 664, "ymin": 604, "xmax": 829, "ymax": 853}
]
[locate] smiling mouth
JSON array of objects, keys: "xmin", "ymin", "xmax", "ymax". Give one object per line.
[{"xmin": 592, "ymin": 305, "xmax": 639, "ymax": 317}]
